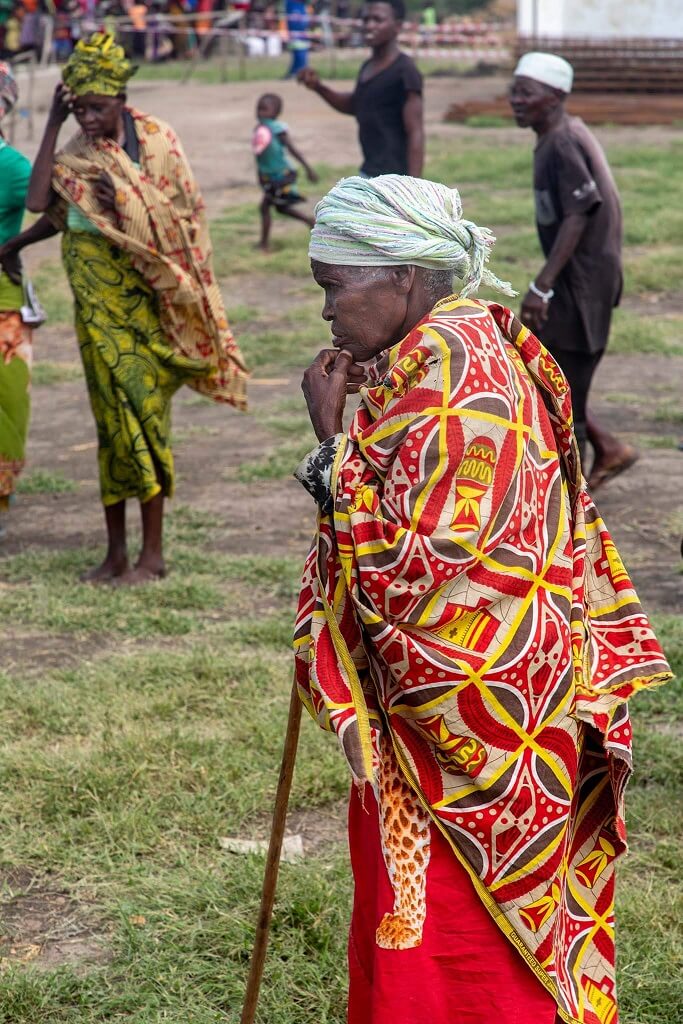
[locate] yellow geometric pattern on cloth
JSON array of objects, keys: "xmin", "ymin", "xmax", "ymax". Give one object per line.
[
  {"xmin": 62, "ymin": 231, "xmax": 208, "ymax": 506},
  {"xmin": 294, "ymin": 298, "xmax": 672, "ymax": 1024},
  {"xmin": 50, "ymin": 109, "xmax": 247, "ymax": 409},
  {"xmin": 433, "ymin": 606, "xmax": 494, "ymax": 648},
  {"xmin": 519, "ymin": 881, "xmax": 562, "ymax": 933},
  {"xmin": 575, "ymin": 833, "xmax": 616, "ymax": 889}
]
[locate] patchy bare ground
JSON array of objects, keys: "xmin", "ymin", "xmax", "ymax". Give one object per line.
[
  {"xmin": 1, "ymin": 71, "xmax": 681, "ymax": 976},
  {"xmin": 6, "ymin": 302, "xmax": 680, "ymax": 616},
  {"xmin": 241, "ymin": 799, "xmax": 349, "ymax": 857},
  {"xmin": 0, "ymin": 871, "xmax": 111, "ymax": 973},
  {"xmin": 6, "ymin": 68, "xmax": 678, "ymax": 611}
]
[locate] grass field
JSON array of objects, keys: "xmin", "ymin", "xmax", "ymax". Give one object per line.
[
  {"xmin": 1, "ymin": 113, "xmax": 682, "ymax": 1022},
  {"xmin": 135, "ymin": 53, "xmax": 474, "ymax": 85}
]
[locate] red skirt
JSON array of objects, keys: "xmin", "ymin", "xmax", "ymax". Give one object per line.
[{"xmin": 347, "ymin": 782, "xmax": 559, "ymax": 1024}]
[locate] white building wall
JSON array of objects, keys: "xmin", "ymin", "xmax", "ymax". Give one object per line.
[{"xmin": 517, "ymin": 0, "xmax": 683, "ymax": 39}]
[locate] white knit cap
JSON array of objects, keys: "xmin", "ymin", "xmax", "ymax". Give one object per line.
[{"xmin": 514, "ymin": 51, "xmax": 574, "ymax": 94}]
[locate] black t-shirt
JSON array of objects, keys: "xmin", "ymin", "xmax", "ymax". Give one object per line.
[
  {"xmin": 351, "ymin": 52, "xmax": 422, "ymax": 177},
  {"xmin": 534, "ymin": 116, "xmax": 622, "ymax": 353}
]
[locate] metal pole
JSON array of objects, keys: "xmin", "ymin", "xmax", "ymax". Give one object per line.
[{"xmin": 238, "ymin": 14, "xmax": 246, "ymax": 81}]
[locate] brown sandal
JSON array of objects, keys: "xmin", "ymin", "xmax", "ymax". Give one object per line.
[{"xmin": 587, "ymin": 447, "xmax": 640, "ymax": 492}]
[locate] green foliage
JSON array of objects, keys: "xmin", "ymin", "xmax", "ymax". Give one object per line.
[
  {"xmin": 464, "ymin": 114, "xmax": 512, "ymax": 128},
  {"xmin": 16, "ymin": 470, "xmax": 78, "ymax": 495},
  {"xmin": 234, "ymin": 438, "xmax": 315, "ymax": 482},
  {"xmin": 31, "ymin": 362, "xmax": 82, "ymax": 387},
  {"xmin": 609, "ymin": 311, "xmax": 683, "ymax": 356},
  {"xmin": 134, "ymin": 50, "xmax": 490, "ymax": 87},
  {"xmin": 0, "ymin": 496, "xmax": 350, "ymax": 1021},
  {"xmin": 636, "ymin": 434, "xmax": 679, "ymax": 450},
  {"xmin": 428, "ymin": 135, "xmax": 533, "ymax": 188},
  {"xmin": 654, "ymin": 401, "xmax": 683, "ymax": 425}
]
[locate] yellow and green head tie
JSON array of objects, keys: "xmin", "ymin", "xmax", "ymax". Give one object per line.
[{"xmin": 62, "ymin": 33, "xmax": 137, "ymax": 98}]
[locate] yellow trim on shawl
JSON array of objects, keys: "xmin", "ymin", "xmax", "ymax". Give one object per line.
[
  {"xmin": 295, "ymin": 298, "xmax": 672, "ymax": 1024},
  {"xmin": 316, "ymin": 435, "xmax": 375, "ymax": 784}
]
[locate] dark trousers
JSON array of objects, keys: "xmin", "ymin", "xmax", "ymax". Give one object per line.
[{"xmin": 547, "ymin": 348, "xmax": 604, "ymax": 462}]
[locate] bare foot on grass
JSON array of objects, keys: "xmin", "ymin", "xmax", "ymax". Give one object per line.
[
  {"xmin": 80, "ymin": 555, "xmax": 128, "ymax": 584},
  {"xmin": 113, "ymin": 561, "xmax": 167, "ymax": 587}
]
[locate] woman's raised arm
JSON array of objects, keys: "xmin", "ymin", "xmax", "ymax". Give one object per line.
[{"xmin": 26, "ymin": 85, "xmax": 73, "ymax": 213}]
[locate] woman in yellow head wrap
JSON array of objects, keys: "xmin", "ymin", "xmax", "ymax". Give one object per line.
[{"xmin": 4, "ymin": 33, "xmax": 247, "ymax": 584}]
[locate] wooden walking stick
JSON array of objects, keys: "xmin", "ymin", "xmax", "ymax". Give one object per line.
[{"xmin": 240, "ymin": 679, "xmax": 303, "ymax": 1024}]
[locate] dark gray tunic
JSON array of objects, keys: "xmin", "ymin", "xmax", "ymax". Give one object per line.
[{"xmin": 534, "ymin": 116, "xmax": 623, "ymax": 354}]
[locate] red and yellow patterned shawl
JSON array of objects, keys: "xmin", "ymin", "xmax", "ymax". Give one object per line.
[
  {"xmin": 50, "ymin": 109, "xmax": 247, "ymax": 409},
  {"xmin": 294, "ymin": 298, "xmax": 671, "ymax": 1024}
]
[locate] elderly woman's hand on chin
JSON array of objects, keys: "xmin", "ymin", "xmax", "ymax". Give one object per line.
[{"xmin": 302, "ymin": 348, "xmax": 367, "ymax": 442}]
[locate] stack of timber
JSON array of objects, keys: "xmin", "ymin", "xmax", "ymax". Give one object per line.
[
  {"xmin": 516, "ymin": 37, "xmax": 683, "ymax": 93},
  {"xmin": 446, "ymin": 92, "xmax": 683, "ymax": 126}
]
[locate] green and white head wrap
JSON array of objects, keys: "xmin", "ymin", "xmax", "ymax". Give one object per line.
[{"xmin": 309, "ymin": 174, "xmax": 515, "ymax": 298}]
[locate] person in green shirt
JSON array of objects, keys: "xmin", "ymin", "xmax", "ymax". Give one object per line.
[
  {"xmin": 0, "ymin": 61, "xmax": 32, "ymax": 540},
  {"xmin": 422, "ymin": 3, "xmax": 437, "ymax": 29},
  {"xmin": 0, "ymin": 0, "xmax": 15, "ymax": 54}
]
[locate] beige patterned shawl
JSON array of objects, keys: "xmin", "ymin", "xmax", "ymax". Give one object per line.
[{"xmin": 50, "ymin": 108, "xmax": 247, "ymax": 408}]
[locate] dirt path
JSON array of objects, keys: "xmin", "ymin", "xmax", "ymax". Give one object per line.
[
  {"xmin": 7, "ymin": 324, "xmax": 681, "ymax": 610},
  {"xmin": 4, "ymin": 72, "xmax": 682, "ymax": 616},
  {"xmin": 14, "ymin": 70, "xmax": 681, "ymax": 213},
  {"xmin": 0, "ymin": 71, "xmax": 681, "ymax": 990}
]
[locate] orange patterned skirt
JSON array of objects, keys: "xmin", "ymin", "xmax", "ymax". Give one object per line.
[{"xmin": 0, "ymin": 311, "xmax": 32, "ymax": 509}]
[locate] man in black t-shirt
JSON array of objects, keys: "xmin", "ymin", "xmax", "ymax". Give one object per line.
[{"xmin": 298, "ymin": 0, "xmax": 424, "ymax": 177}]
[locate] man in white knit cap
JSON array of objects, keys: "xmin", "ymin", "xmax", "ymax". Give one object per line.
[{"xmin": 510, "ymin": 52, "xmax": 637, "ymax": 489}]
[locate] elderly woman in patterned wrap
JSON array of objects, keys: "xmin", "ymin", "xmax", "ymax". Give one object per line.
[
  {"xmin": 294, "ymin": 174, "xmax": 671, "ymax": 1024},
  {"xmin": 0, "ymin": 62, "xmax": 31, "ymax": 542},
  {"xmin": 3, "ymin": 33, "xmax": 247, "ymax": 583}
]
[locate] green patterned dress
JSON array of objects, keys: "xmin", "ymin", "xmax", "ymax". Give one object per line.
[{"xmin": 62, "ymin": 219, "xmax": 208, "ymax": 507}]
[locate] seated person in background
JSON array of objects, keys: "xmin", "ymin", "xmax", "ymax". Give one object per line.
[{"xmin": 252, "ymin": 92, "xmax": 318, "ymax": 252}]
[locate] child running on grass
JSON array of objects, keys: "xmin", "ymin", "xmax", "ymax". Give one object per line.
[{"xmin": 252, "ymin": 92, "xmax": 318, "ymax": 251}]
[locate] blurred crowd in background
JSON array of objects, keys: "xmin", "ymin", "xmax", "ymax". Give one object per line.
[{"xmin": 0, "ymin": 1, "xmax": 493, "ymax": 65}]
